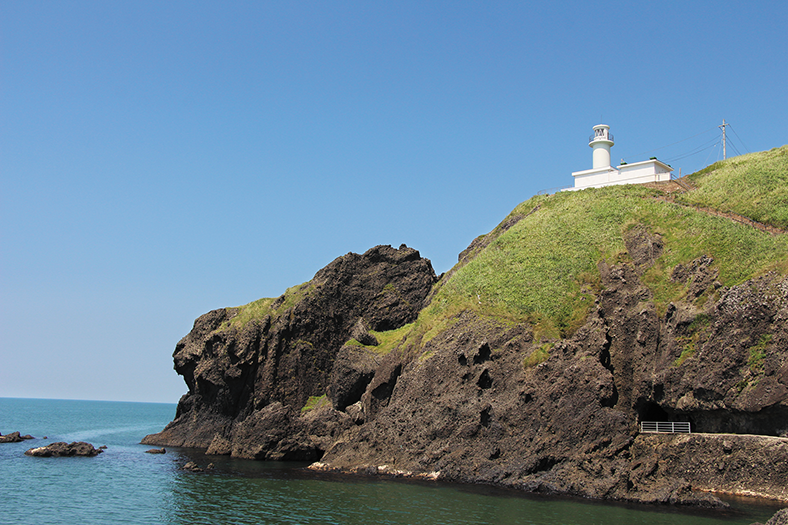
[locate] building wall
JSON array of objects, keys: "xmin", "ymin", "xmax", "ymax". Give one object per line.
[{"xmin": 571, "ymin": 160, "xmax": 672, "ymax": 190}]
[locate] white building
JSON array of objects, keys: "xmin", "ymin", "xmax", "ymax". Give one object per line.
[{"xmin": 570, "ymin": 124, "xmax": 672, "ymax": 190}]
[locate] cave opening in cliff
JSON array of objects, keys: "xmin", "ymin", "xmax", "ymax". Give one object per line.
[
  {"xmin": 637, "ymin": 401, "xmax": 669, "ymax": 422},
  {"xmin": 688, "ymin": 407, "xmax": 788, "ymax": 436}
]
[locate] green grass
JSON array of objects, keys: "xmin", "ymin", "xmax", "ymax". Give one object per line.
[
  {"xmin": 437, "ymin": 188, "xmax": 633, "ymax": 337},
  {"xmin": 301, "ymin": 394, "xmax": 329, "ymax": 413},
  {"xmin": 679, "ymin": 145, "xmax": 788, "ymax": 230},
  {"xmin": 217, "ymin": 282, "xmax": 312, "ymax": 332},
  {"xmin": 523, "ymin": 343, "xmax": 552, "ymax": 368},
  {"xmin": 434, "ymin": 178, "xmax": 788, "ymax": 337},
  {"xmin": 211, "ymin": 146, "xmax": 788, "ymax": 363},
  {"xmin": 673, "ymin": 344, "xmax": 696, "ymax": 367},
  {"xmin": 748, "ymin": 334, "xmax": 772, "ymax": 373},
  {"xmin": 639, "ymin": 200, "xmax": 788, "ymax": 312}
]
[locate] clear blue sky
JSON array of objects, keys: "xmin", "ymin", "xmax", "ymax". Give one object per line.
[{"xmin": 2, "ymin": 1, "xmax": 786, "ymax": 403}]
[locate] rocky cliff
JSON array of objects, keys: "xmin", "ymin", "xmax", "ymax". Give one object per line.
[
  {"xmin": 145, "ymin": 147, "xmax": 788, "ymax": 506},
  {"xmin": 144, "ymin": 244, "xmax": 438, "ymax": 459}
]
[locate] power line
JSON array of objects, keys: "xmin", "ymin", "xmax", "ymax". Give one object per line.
[
  {"xmin": 621, "ymin": 126, "xmax": 719, "ymax": 162},
  {"xmin": 704, "ymin": 141, "xmax": 721, "ymax": 167},
  {"xmin": 728, "ymin": 124, "xmax": 750, "ymax": 154},
  {"xmin": 727, "ymin": 136, "xmax": 743, "ymax": 157},
  {"xmin": 664, "ymin": 135, "xmax": 721, "ymax": 163}
]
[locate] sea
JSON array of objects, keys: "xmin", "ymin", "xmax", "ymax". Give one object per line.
[{"xmin": 0, "ymin": 398, "xmax": 783, "ymax": 524}]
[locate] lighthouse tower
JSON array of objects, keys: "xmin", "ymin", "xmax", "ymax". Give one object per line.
[{"xmin": 589, "ymin": 124, "xmax": 614, "ymax": 168}]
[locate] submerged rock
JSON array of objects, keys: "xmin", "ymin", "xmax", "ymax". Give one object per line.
[{"xmin": 25, "ymin": 441, "xmax": 103, "ymax": 457}]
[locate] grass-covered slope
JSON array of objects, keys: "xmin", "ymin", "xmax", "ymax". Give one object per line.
[
  {"xmin": 217, "ymin": 145, "xmax": 788, "ymax": 356},
  {"xmin": 678, "ymin": 145, "xmax": 788, "ymax": 229},
  {"xmin": 406, "ymin": 145, "xmax": 788, "ymax": 344}
]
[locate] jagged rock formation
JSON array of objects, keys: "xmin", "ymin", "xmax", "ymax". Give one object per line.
[
  {"xmin": 145, "ymin": 238, "xmax": 788, "ymax": 505},
  {"xmin": 143, "ymin": 244, "xmax": 438, "ymax": 459},
  {"xmin": 145, "ymin": 153, "xmax": 788, "ymax": 506},
  {"xmin": 314, "ymin": 253, "xmax": 788, "ymax": 505}
]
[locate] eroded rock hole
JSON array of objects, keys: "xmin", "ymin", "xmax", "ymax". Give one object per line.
[
  {"xmin": 477, "ymin": 369, "xmax": 493, "ymax": 389},
  {"xmin": 480, "ymin": 406, "xmax": 493, "ymax": 427},
  {"xmin": 473, "ymin": 342, "xmax": 492, "ymax": 364},
  {"xmin": 599, "ymin": 347, "xmax": 612, "ymax": 371},
  {"xmin": 601, "ymin": 383, "xmax": 618, "ymax": 408}
]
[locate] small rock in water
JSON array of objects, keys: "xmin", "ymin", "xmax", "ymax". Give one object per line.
[
  {"xmin": 0, "ymin": 431, "xmax": 35, "ymax": 443},
  {"xmin": 145, "ymin": 447, "xmax": 166, "ymax": 454},
  {"xmin": 0, "ymin": 432, "xmax": 24, "ymax": 443},
  {"xmin": 181, "ymin": 461, "xmax": 203, "ymax": 472},
  {"xmin": 25, "ymin": 441, "xmax": 103, "ymax": 457}
]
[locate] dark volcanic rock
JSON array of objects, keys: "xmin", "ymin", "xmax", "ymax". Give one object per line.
[
  {"xmin": 146, "ymin": 234, "xmax": 788, "ymax": 505},
  {"xmin": 327, "ymin": 345, "xmax": 379, "ymax": 412},
  {"xmin": 25, "ymin": 442, "xmax": 103, "ymax": 457},
  {"xmin": 143, "ymin": 244, "xmax": 437, "ymax": 457},
  {"xmin": 319, "ymin": 258, "xmax": 788, "ymax": 503},
  {"xmin": 0, "ymin": 431, "xmax": 27, "ymax": 443},
  {"xmin": 0, "ymin": 431, "xmax": 34, "ymax": 443},
  {"xmin": 350, "ymin": 318, "xmax": 378, "ymax": 347}
]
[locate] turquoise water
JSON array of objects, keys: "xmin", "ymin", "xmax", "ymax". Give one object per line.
[{"xmin": 0, "ymin": 398, "xmax": 782, "ymax": 524}]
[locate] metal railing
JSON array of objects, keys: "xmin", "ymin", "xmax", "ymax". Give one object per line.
[
  {"xmin": 640, "ymin": 421, "xmax": 691, "ymax": 433},
  {"xmin": 589, "ymin": 133, "xmax": 614, "ymax": 143}
]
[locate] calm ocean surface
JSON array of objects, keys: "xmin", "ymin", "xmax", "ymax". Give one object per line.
[{"xmin": 0, "ymin": 398, "xmax": 782, "ymax": 524}]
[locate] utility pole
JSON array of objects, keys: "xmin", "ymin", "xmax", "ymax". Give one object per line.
[{"xmin": 719, "ymin": 119, "xmax": 728, "ymax": 160}]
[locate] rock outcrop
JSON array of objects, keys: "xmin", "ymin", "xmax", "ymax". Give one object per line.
[
  {"xmin": 25, "ymin": 442, "xmax": 104, "ymax": 457},
  {"xmin": 145, "ymin": 223, "xmax": 788, "ymax": 504},
  {"xmin": 310, "ymin": 250, "xmax": 788, "ymax": 504},
  {"xmin": 143, "ymin": 244, "xmax": 438, "ymax": 459},
  {"xmin": 0, "ymin": 431, "xmax": 34, "ymax": 443}
]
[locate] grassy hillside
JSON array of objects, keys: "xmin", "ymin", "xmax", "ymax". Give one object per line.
[
  {"xmin": 678, "ymin": 145, "xmax": 788, "ymax": 229},
  {"xmin": 415, "ymin": 145, "xmax": 788, "ymax": 342},
  {"xmin": 223, "ymin": 146, "xmax": 788, "ymax": 351}
]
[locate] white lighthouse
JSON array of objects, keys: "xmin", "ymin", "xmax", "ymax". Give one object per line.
[
  {"xmin": 570, "ymin": 124, "xmax": 673, "ymax": 190},
  {"xmin": 590, "ymin": 124, "xmax": 614, "ymax": 168}
]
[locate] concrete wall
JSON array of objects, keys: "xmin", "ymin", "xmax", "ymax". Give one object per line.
[{"xmin": 571, "ymin": 159, "xmax": 672, "ymax": 190}]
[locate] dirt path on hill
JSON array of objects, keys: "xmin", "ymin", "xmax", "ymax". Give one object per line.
[{"xmin": 645, "ymin": 180, "xmax": 788, "ymax": 236}]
